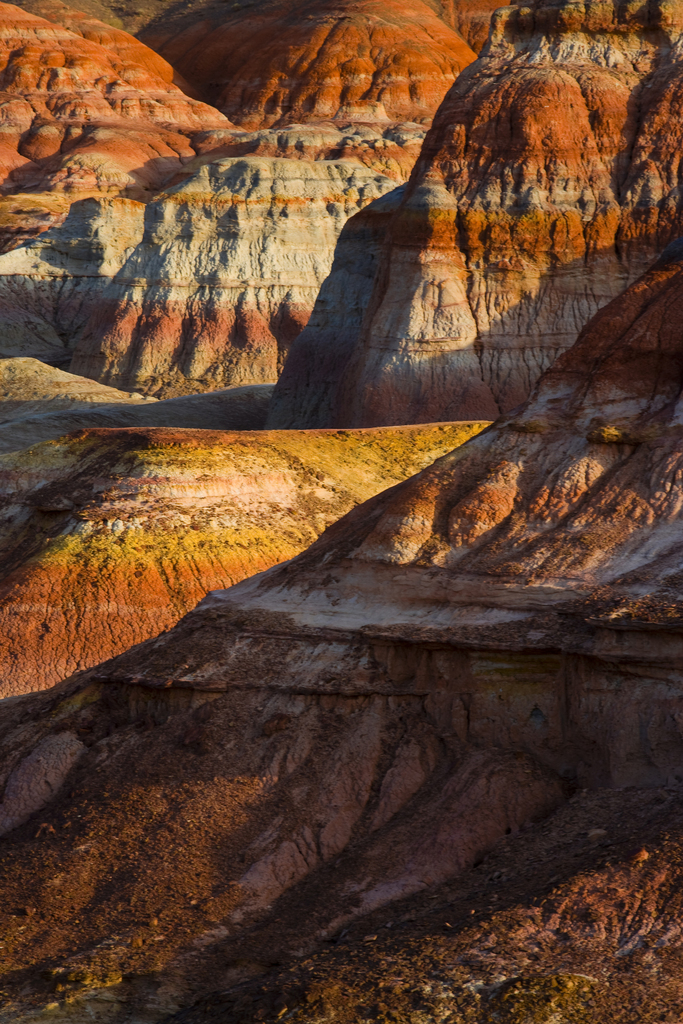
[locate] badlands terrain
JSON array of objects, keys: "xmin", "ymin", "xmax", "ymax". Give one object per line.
[{"xmin": 1, "ymin": 0, "xmax": 683, "ymax": 1021}]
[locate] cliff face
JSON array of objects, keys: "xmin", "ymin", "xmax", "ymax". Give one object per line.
[
  {"xmin": 38, "ymin": 241, "xmax": 682, "ymax": 943},
  {"xmin": 0, "ymin": 421, "xmax": 483, "ymax": 696},
  {"xmin": 0, "ymin": 140, "xmax": 404, "ymax": 392},
  {"xmin": 140, "ymin": 0, "xmax": 476, "ymax": 128},
  {"xmin": 70, "ymin": 156, "xmax": 401, "ymax": 395},
  {"xmin": 0, "ymin": 2, "xmax": 226, "ymax": 198},
  {"xmin": 269, "ymin": 0, "xmax": 683, "ymax": 428}
]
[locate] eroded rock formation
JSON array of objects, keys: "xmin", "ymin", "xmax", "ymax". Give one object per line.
[
  {"xmin": 0, "ymin": 1, "xmax": 226, "ymax": 198},
  {"xmin": 140, "ymin": 0, "xmax": 476, "ymax": 128},
  {"xmin": 269, "ymin": 0, "xmax": 683, "ymax": 428},
  {"xmin": 0, "ymin": 244, "xmax": 682, "ymax": 1019},
  {"xmin": 0, "ymin": 420, "xmax": 482, "ymax": 695},
  {"xmin": 0, "ymin": 146, "xmax": 402, "ymax": 393},
  {"xmin": 0, "ymin": 357, "xmax": 274, "ymax": 450}
]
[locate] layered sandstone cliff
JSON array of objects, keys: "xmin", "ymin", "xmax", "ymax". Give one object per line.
[
  {"xmin": 0, "ymin": 420, "xmax": 481, "ymax": 695},
  {"xmin": 270, "ymin": 0, "xmax": 683, "ymax": 428},
  {"xmin": 141, "ymin": 0, "xmax": 476, "ymax": 128},
  {"xmin": 0, "ymin": 2, "xmax": 226, "ymax": 200},
  {"xmin": 0, "ymin": 146, "xmax": 402, "ymax": 392}
]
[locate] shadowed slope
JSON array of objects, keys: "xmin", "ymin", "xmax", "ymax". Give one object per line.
[{"xmin": 0, "ymin": 249, "xmax": 683, "ymax": 1020}]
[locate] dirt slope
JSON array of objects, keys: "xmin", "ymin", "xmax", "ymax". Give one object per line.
[
  {"xmin": 0, "ymin": 420, "xmax": 484, "ymax": 695},
  {"xmin": 1, "ymin": 247, "xmax": 683, "ymax": 1019},
  {"xmin": 140, "ymin": 0, "xmax": 476, "ymax": 128}
]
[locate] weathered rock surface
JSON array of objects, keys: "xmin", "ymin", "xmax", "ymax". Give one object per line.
[
  {"xmin": 1, "ymin": 245, "xmax": 683, "ymax": 1020},
  {"xmin": 0, "ymin": 420, "xmax": 482, "ymax": 695},
  {"xmin": 16, "ymin": 0, "xmax": 199, "ymax": 93},
  {"xmin": 140, "ymin": 0, "xmax": 476, "ymax": 128},
  {"xmin": 0, "ymin": 1, "xmax": 227, "ymax": 200},
  {"xmin": 270, "ymin": 0, "xmax": 683, "ymax": 428},
  {"xmin": 0, "ymin": 151, "xmax": 400, "ymax": 393}
]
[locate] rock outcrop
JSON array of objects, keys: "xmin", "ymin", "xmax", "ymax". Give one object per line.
[
  {"xmin": 269, "ymin": 0, "xmax": 683, "ymax": 428},
  {"xmin": 140, "ymin": 0, "xmax": 476, "ymax": 128},
  {"xmin": 0, "ymin": 420, "xmax": 483, "ymax": 695},
  {"xmin": 2, "ymin": 249, "xmax": 683, "ymax": 1017},
  {"xmin": 0, "ymin": 2, "xmax": 226, "ymax": 199},
  {"xmin": 16, "ymin": 0, "xmax": 199, "ymax": 93},
  {"xmin": 0, "ymin": 150, "xmax": 401, "ymax": 393}
]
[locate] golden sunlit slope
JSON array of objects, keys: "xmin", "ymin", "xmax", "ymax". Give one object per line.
[{"xmin": 0, "ymin": 420, "xmax": 486, "ymax": 695}]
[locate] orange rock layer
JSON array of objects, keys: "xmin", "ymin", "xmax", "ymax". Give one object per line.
[
  {"xmin": 0, "ymin": 421, "xmax": 483, "ymax": 696},
  {"xmin": 0, "ymin": 1, "xmax": 226, "ymax": 196},
  {"xmin": 270, "ymin": 0, "xmax": 683, "ymax": 428},
  {"xmin": 141, "ymin": 0, "xmax": 476, "ymax": 128}
]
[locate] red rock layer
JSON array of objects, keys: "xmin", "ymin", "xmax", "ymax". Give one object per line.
[
  {"xmin": 0, "ymin": 421, "xmax": 480, "ymax": 695},
  {"xmin": 269, "ymin": 0, "xmax": 683, "ymax": 428},
  {"xmin": 141, "ymin": 0, "xmax": 476, "ymax": 128},
  {"xmin": 0, "ymin": 1, "xmax": 227, "ymax": 196}
]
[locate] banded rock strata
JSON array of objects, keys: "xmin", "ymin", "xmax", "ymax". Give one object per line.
[
  {"xmin": 0, "ymin": 420, "xmax": 482, "ymax": 695},
  {"xmin": 0, "ymin": 1, "xmax": 226, "ymax": 198},
  {"xmin": 270, "ymin": 0, "xmax": 683, "ymax": 427},
  {"xmin": 141, "ymin": 0, "xmax": 476, "ymax": 128},
  {"xmin": 51, "ymin": 242, "xmax": 683, "ymax": 946},
  {"xmin": 0, "ymin": 146, "xmax": 401, "ymax": 394},
  {"xmin": 0, "ymin": 243, "xmax": 679, "ymax": 1019}
]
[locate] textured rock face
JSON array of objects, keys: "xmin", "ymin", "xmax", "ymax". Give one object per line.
[
  {"xmin": 270, "ymin": 0, "xmax": 683, "ymax": 428},
  {"xmin": 16, "ymin": 0, "xmax": 198, "ymax": 93},
  {"xmin": 0, "ymin": 1, "xmax": 226, "ymax": 199},
  {"xmin": 13, "ymin": 242, "xmax": 672, "ymax": 961},
  {"xmin": 0, "ymin": 151, "xmax": 400, "ymax": 394},
  {"xmin": 71, "ymin": 156, "xmax": 401, "ymax": 395},
  {"xmin": 0, "ymin": 420, "xmax": 482, "ymax": 695},
  {"xmin": 0, "ymin": 730, "xmax": 84, "ymax": 835},
  {"xmin": 141, "ymin": 0, "xmax": 476, "ymax": 129},
  {"xmin": 230, "ymin": 244, "xmax": 683, "ymax": 790},
  {"xmin": 0, "ymin": 196, "xmax": 145, "ymax": 366}
]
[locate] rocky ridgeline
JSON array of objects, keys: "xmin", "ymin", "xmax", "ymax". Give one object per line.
[
  {"xmin": 0, "ymin": 1, "xmax": 226, "ymax": 201},
  {"xmin": 0, "ymin": 124, "xmax": 427, "ymax": 393},
  {"xmin": 270, "ymin": 0, "xmax": 683, "ymax": 427}
]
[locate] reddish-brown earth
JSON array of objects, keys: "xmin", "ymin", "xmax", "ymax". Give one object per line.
[
  {"xmin": 14, "ymin": 0, "xmax": 195, "ymax": 91},
  {"xmin": 0, "ymin": 420, "xmax": 482, "ymax": 697},
  {"xmin": 140, "ymin": 0, "xmax": 476, "ymax": 128},
  {"xmin": 19, "ymin": 0, "xmax": 507, "ymax": 57},
  {"xmin": 0, "ymin": 1, "xmax": 226, "ymax": 202},
  {"xmin": 269, "ymin": 0, "xmax": 683, "ymax": 428},
  {"xmin": 0, "ymin": 245, "xmax": 683, "ymax": 1020}
]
